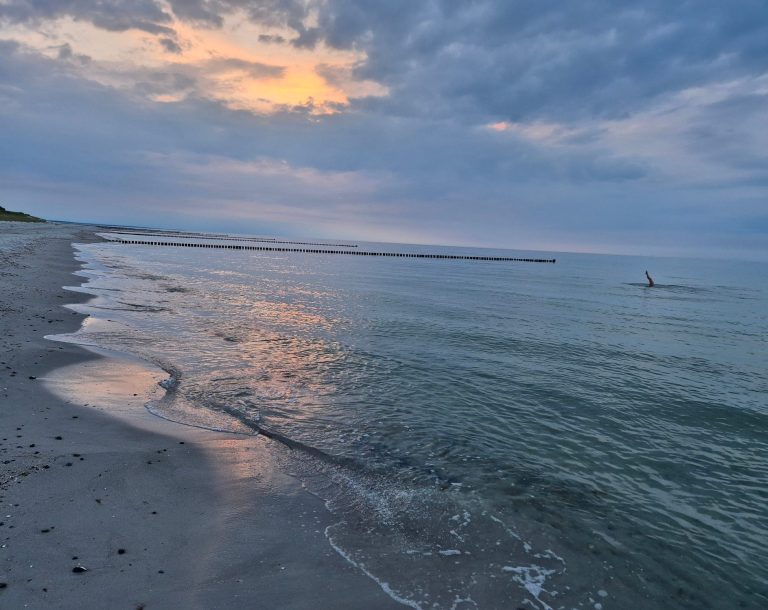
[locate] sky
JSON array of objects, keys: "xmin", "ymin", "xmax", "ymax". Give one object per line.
[{"xmin": 1, "ymin": 1, "xmax": 767, "ymax": 259}]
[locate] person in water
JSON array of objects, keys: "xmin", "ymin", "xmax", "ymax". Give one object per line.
[{"xmin": 645, "ymin": 270, "xmax": 654, "ymax": 287}]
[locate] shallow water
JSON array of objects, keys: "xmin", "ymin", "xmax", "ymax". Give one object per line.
[{"xmin": 55, "ymin": 234, "xmax": 768, "ymax": 609}]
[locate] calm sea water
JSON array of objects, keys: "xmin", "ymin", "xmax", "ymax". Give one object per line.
[{"xmin": 58, "ymin": 234, "xmax": 767, "ymax": 609}]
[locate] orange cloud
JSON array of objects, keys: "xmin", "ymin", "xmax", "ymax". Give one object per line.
[{"xmin": 6, "ymin": 11, "xmax": 386, "ymax": 115}]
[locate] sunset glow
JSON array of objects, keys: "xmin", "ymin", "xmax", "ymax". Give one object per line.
[{"xmin": 7, "ymin": 12, "xmax": 385, "ymax": 115}]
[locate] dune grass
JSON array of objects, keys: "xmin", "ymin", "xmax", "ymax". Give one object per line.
[{"xmin": 0, "ymin": 206, "xmax": 45, "ymax": 222}]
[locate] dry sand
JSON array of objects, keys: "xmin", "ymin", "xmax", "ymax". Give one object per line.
[{"xmin": 0, "ymin": 222, "xmax": 402, "ymax": 609}]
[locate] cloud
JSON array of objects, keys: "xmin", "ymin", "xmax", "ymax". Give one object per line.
[
  {"xmin": 158, "ymin": 37, "xmax": 183, "ymax": 54},
  {"xmin": 596, "ymin": 75, "xmax": 768, "ymax": 189},
  {"xmin": 53, "ymin": 42, "xmax": 91, "ymax": 64},
  {"xmin": 121, "ymin": 57, "xmax": 287, "ymax": 107},
  {"xmin": 165, "ymin": 0, "xmax": 224, "ymax": 28},
  {"xmin": 304, "ymin": 1, "xmax": 768, "ymax": 124},
  {"xmin": 7, "ymin": 0, "xmax": 764, "ymax": 127},
  {"xmin": 0, "ymin": 1, "xmax": 767, "ymax": 259},
  {"xmin": 0, "ymin": 42, "xmax": 648, "ymax": 206},
  {"xmin": 258, "ymin": 33, "xmax": 287, "ymax": 44},
  {"xmin": 16, "ymin": 0, "xmax": 750, "ymax": 128},
  {"xmin": 204, "ymin": 57, "xmax": 286, "ymax": 80},
  {"xmin": 0, "ymin": 0, "xmax": 315, "ymax": 43},
  {"xmin": 131, "ymin": 70, "xmax": 197, "ymax": 99},
  {"xmin": 0, "ymin": 0, "xmax": 175, "ymax": 35}
]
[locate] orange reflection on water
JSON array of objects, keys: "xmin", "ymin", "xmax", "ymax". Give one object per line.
[
  {"xmin": 204, "ymin": 436, "xmax": 283, "ymax": 488},
  {"xmin": 247, "ymin": 298, "xmax": 334, "ymax": 330}
]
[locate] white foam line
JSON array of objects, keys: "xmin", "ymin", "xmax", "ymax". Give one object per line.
[
  {"xmin": 501, "ymin": 565, "xmax": 556, "ymax": 610},
  {"xmin": 450, "ymin": 594, "xmax": 478, "ymax": 610},
  {"xmin": 324, "ymin": 521, "xmax": 422, "ymax": 610},
  {"xmin": 488, "ymin": 512, "xmax": 568, "ymax": 610},
  {"xmin": 488, "ymin": 513, "xmax": 522, "ymax": 541}
]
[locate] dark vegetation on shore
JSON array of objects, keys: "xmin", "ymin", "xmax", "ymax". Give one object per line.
[{"xmin": 0, "ymin": 205, "xmax": 45, "ymax": 223}]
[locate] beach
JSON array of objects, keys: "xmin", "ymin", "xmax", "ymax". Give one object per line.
[
  {"xmin": 3, "ymin": 222, "xmax": 766, "ymax": 609},
  {"xmin": 0, "ymin": 223, "xmax": 402, "ymax": 609}
]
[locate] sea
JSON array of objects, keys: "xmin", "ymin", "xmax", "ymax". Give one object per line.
[{"xmin": 53, "ymin": 231, "xmax": 767, "ymax": 610}]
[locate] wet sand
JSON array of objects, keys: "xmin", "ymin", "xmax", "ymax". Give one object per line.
[{"xmin": 0, "ymin": 223, "xmax": 402, "ymax": 609}]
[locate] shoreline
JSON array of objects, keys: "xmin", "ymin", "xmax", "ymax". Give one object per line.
[{"xmin": 0, "ymin": 223, "xmax": 402, "ymax": 609}]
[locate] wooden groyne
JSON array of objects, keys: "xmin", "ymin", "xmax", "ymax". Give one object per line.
[
  {"xmin": 109, "ymin": 238, "xmax": 556, "ymax": 263},
  {"xmin": 104, "ymin": 231, "xmax": 358, "ymax": 248}
]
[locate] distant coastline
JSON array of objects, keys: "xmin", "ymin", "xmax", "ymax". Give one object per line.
[{"xmin": 0, "ymin": 205, "xmax": 45, "ymax": 223}]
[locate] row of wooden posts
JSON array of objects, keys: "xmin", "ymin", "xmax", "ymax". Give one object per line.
[{"xmin": 111, "ymin": 238, "xmax": 556, "ymax": 263}]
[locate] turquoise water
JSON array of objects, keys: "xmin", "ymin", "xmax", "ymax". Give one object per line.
[{"xmin": 61, "ymin": 234, "xmax": 767, "ymax": 609}]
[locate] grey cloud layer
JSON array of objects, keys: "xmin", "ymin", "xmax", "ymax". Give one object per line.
[
  {"xmin": 0, "ymin": 0, "xmax": 175, "ymax": 34},
  {"xmin": 3, "ymin": 0, "xmax": 767, "ymax": 124},
  {"xmin": 0, "ymin": 39, "xmax": 643, "ymax": 185},
  {"xmin": 314, "ymin": 0, "xmax": 768, "ymax": 122},
  {"xmin": 1, "ymin": 2, "xmax": 766, "ymax": 257}
]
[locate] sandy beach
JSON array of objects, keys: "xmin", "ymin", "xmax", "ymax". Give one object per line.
[{"xmin": 0, "ymin": 223, "xmax": 402, "ymax": 609}]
